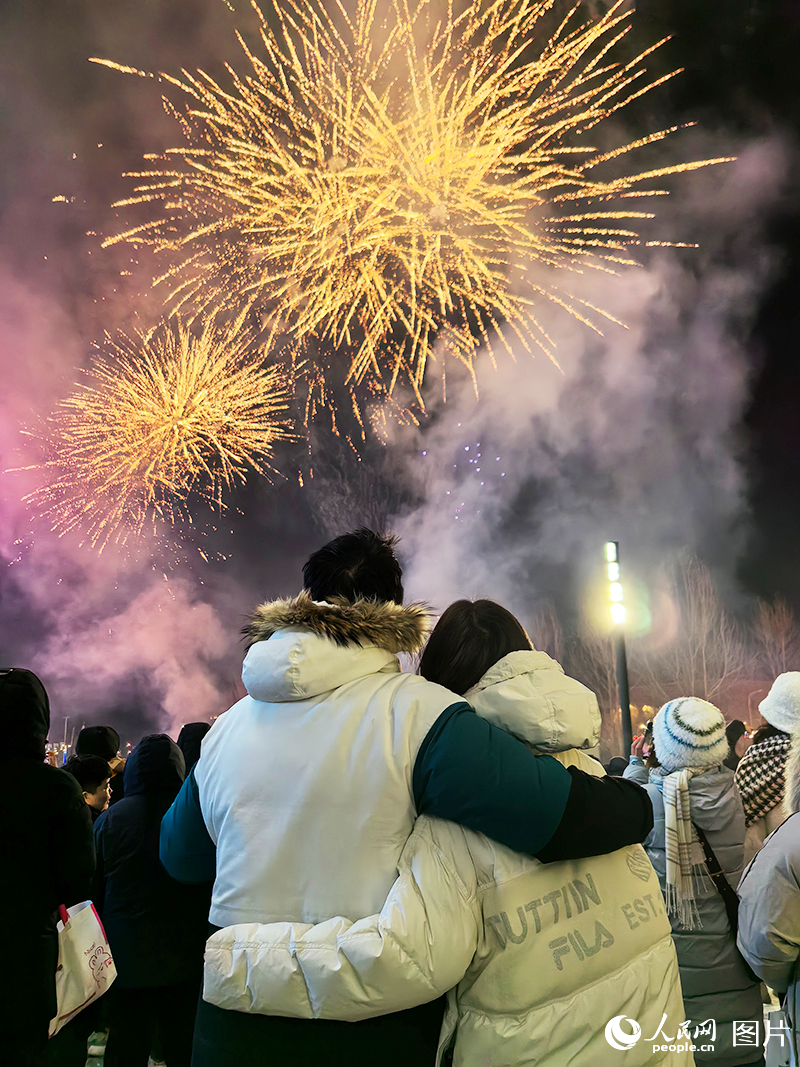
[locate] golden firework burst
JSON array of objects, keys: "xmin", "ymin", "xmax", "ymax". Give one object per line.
[
  {"xmin": 23, "ymin": 318, "xmax": 295, "ymax": 549},
  {"xmin": 93, "ymin": 0, "xmax": 731, "ymax": 407}
]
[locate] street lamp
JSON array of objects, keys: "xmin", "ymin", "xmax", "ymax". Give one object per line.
[{"xmin": 605, "ymin": 541, "xmax": 633, "ymax": 755}]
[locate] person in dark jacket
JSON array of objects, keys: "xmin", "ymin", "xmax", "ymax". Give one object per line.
[
  {"xmin": 605, "ymin": 755, "xmax": 629, "ymax": 775},
  {"xmin": 95, "ymin": 734, "xmax": 210, "ymax": 1067},
  {"xmin": 64, "ymin": 754, "xmax": 111, "ymax": 822},
  {"xmin": 0, "ymin": 668, "xmax": 95, "ymax": 1067},
  {"xmin": 723, "ymin": 719, "xmax": 751, "ymax": 772},
  {"xmin": 176, "ymin": 721, "xmax": 211, "ymax": 773},
  {"xmin": 77, "ymin": 725, "xmax": 125, "ymax": 804}
]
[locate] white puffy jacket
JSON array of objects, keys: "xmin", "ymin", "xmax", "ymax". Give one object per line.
[
  {"xmin": 205, "ymin": 651, "xmax": 689, "ymax": 1066},
  {"xmin": 196, "ymin": 623, "xmax": 459, "ymax": 927}
]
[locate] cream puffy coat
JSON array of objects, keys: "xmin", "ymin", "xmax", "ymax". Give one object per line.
[{"xmin": 204, "ymin": 651, "xmax": 688, "ymax": 1066}]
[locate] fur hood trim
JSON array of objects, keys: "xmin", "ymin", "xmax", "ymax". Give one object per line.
[{"xmin": 244, "ymin": 591, "xmax": 431, "ymax": 655}]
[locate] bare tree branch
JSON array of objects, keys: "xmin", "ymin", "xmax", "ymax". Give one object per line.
[{"xmin": 751, "ymin": 598, "xmax": 800, "ymax": 678}]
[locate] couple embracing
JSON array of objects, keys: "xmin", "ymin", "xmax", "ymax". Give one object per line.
[{"xmin": 161, "ymin": 528, "xmax": 687, "ymax": 1066}]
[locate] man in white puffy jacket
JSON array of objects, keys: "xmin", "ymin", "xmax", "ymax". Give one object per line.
[
  {"xmin": 204, "ymin": 646, "xmax": 690, "ymax": 1067},
  {"xmin": 159, "ymin": 530, "xmax": 653, "ymax": 1066}
]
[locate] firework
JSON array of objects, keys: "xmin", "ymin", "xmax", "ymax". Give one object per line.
[
  {"xmin": 93, "ymin": 0, "xmax": 731, "ymax": 408},
  {"xmin": 23, "ymin": 319, "xmax": 295, "ymax": 549}
]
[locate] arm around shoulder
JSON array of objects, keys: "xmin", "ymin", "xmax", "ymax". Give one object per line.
[
  {"xmin": 535, "ymin": 766, "xmax": 654, "ymax": 863},
  {"xmin": 204, "ymin": 819, "xmax": 480, "ymax": 1020},
  {"xmin": 412, "ymin": 703, "xmax": 571, "ymax": 855}
]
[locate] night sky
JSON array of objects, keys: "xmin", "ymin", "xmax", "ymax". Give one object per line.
[{"xmin": 1, "ymin": 0, "xmax": 799, "ymax": 742}]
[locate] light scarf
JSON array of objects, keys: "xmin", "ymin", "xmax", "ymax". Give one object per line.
[{"xmin": 660, "ymin": 768, "xmax": 710, "ymax": 930}]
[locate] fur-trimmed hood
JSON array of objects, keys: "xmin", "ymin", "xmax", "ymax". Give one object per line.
[
  {"xmin": 241, "ymin": 592, "xmax": 431, "ymax": 705},
  {"xmin": 244, "ymin": 591, "xmax": 430, "ymax": 655}
]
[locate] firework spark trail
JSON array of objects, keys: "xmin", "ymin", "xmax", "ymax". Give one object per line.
[
  {"xmin": 92, "ymin": 0, "xmax": 732, "ymax": 413},
  {"xmin": 21, "ymin": 319, "xmax": 295, "ymax": 550}
]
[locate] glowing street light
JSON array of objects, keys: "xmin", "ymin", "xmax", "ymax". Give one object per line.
[{"xmin": 605, "ymin": 541, "xmax": 633, "ymax": 755}]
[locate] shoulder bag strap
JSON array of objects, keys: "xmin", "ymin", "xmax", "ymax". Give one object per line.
[
  {"xmin": 692, "ymin": 822, "xmax": 740, "ymax": 932},
  {"xmin": 693, "ymin": 822, "xmax": 760, "ymax": 984}
]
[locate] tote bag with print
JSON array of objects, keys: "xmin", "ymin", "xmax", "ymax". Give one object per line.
[{"xmin": 49, "ymin": 901, "xmax": 116, "ymax": 1037}]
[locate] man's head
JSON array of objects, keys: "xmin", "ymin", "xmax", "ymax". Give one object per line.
[
  {"xmin": 725, "ymin": 719, "xmax": 751, "ymax": 759},
  {"xmin": 302, "ymin": 528, "xmax": 404, "ymax": 605},
  {"xmin": 76, "ymin": 725, "xmax": 121, "ymax": 762},
  {"xmin": 65, "ymin": 754, "xmax": 112, "ymax": 813}
]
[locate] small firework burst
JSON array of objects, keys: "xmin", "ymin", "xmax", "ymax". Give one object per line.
[
  {"xmin": 23, "ymin": 318, "xmax": 295, "ymax": 549},
  {"xmin": 93, "ymin": 0, "xmax": 731, "ymax": 412}
]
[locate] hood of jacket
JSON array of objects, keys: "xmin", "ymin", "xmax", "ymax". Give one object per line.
[
  {"xmin": 245, "ymin": 591, "xmax": 430, "ymax": 653},
  {"xmin": 464, "ymin": 650, "xmax": 601, "ymax": 752},
  {"xmin": 0, "ymin": 667, "xmax": 50, "ymax": 761},
  {"xmin": 177, "ymin": 721, "xmax": 211, "ymax": 771},
  {"xmin": 241, "ymin": 593, "xmax": 430, "ymax": 703},
  {"xmin": 123, "ymin": 733, "xmax": 185, "ymax": 797}
]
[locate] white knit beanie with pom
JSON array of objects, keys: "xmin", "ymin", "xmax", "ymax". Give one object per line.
[{"xmin": 652, "ymin": 697, "xmax": 728, "ymax": 773}]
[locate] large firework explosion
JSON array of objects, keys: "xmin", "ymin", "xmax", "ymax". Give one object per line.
[
  {"xmin": 93, "ymin": 0, "xmax": 731, "ymax": 415},
  {"xmin": 22, "ymin": 319, "xmax": 295, "ymax": 549}
]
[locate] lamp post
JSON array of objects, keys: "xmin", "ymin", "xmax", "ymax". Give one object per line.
[{"xmin": 605, "ymin": 541, "xmax": 633, "ymax": 755}]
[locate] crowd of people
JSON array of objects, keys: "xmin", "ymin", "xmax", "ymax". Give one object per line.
[{"xmin": 4, "ymin": 528, "xmax": 800, "ymax": 1067}]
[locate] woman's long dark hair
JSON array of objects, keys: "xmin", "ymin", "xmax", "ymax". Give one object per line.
[
  {"xmin": 751, "ymin": 722, "xmax": 786, "ymax": 746},
  {"xmin": 418, "ymin": 599, "xmax": 532, "ymax": 695}
]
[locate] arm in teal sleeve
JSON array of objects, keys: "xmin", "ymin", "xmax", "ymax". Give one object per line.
[
  {"xmin": 413, "ymin": 704, "xmax": 654, "ymax": 861},
  {"xmin": 160, "ymin": 764, "xmax": 216, "ymax": 884},
  {"xmin": 412, "ymin": 703, "xmax": 571, "ymax": 855}
]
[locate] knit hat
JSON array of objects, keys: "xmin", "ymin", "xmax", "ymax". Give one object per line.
[
  {"xmin": 652, "ymin": 697, "xmax": 728, "ymax": 773},
  {"xmin": 759, "ymin": 672, "xmax": 800, "ymax": 735},
  {"xmin": 76, "ymin": 725, "xmax": 121, "ymax": 760}
]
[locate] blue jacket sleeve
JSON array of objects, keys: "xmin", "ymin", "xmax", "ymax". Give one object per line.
[
  {"xmin": 413, "ymin": 704, "xmax": 654, "ymax": 861},
  {"xmin": 412, "ymin": 703, "xmax": 571, "ymax": 855},
  {"xmin": 160, "ymin": 764, "xmax": 217, "ymax": 884}
]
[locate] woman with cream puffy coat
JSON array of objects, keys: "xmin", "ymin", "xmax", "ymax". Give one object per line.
[{"xmin": 204, "ymin": 600, "xmax": 688, "ymax": 1066}]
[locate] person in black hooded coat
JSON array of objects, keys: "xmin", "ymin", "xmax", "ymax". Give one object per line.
[
  {"xmin": 94, "ymin": 733, "xmax": 211, "ymax": 1067},
  {"xmin": 176, "ymin": 721, "xmax": 210, "ymax": 774},
  {"xmin": 0, "ymin": 668, "xmax": 95, "ymax": 1067}
]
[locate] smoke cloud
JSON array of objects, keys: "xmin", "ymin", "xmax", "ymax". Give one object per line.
[
  {"xmin": 393, "ymin": 138, "xmax": 788, "ymax": 627},
  {"xmin": 0, "ymin": 0, "xmax": 793, "ymax": 743}
]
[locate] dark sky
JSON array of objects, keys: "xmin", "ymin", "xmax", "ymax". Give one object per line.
[
  {"xmin": 1, "ymin": 0, "xmax": 799, "ymax": 740},
  {"xmin": 633, "ymin": 0, "xmax": 800, "ymax": 602}
]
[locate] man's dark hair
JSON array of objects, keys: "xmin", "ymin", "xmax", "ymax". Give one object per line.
[
  {"xmin": 65, "ymin": 754, "xmax": 110, "ymax": 794},
  {"xmin": 725, "ymin": 719, "xmax": 747, "ymax": 749},
  {"xmin": 76, "ymin": 725, "xmax": 120, "ymax": 760},
  {"xmin": 419, "ymin": 599, "xmax": 532, "ymax": 695},
  {"xmin": 302, "ymin": 528, "xmax": 404, "ymax": 605}
]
